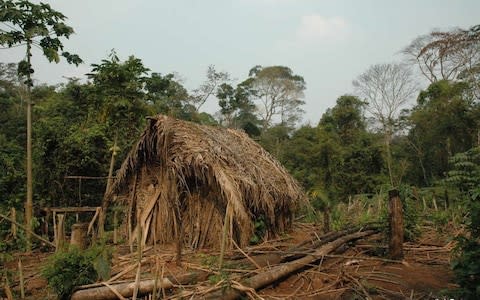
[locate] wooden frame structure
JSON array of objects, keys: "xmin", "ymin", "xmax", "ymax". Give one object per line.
[{"xmin": 41, "ymin": 206, "xmax": 101, "ymax": 250}]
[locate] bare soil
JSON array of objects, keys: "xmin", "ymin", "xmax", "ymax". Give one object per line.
[{"xmin": 3, "ymin": 223, "xmax": 457, "ymax": 299}]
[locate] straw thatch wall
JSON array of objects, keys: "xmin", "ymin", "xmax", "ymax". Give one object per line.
[{"xmin": 106, "ymin": 115, "xmax": 306, "ymax": 249}]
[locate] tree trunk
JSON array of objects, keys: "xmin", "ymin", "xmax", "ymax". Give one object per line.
[
  {"xmin": 25, "ymin": 39, "xmax": 33, "ymax": 252},
  {"xmin": 207, "ymin": 230, "xmax": 375, "ymax": 300},
  {"xmin": 70, "ymin": 271, "xmax": 208, "ymax": 300},
  {"xmin": 385, "ymin": 128, "xmax": 394, "ymax": 187},
  {"xmin": 388, "ymin": 189, "xmax": 403, "ymax": 260}
]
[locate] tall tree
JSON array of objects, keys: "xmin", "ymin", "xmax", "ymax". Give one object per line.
[
  {"xmin": 145, "ymin": 72, "xmax": 189, "ymax": 118},
  {"xmin": 403, "ymin": 24, "xmax": 480, "ymax": 95},
  {"xmin": 353, "ymin": 63, "xmax": 417, "ymax": 186},
  {"xmin": 189, "ymin": 65, "xmax": 230, "ymax": 112},
  {"xmin": 216, "ymin": 81, "xmax": 260, "ymax": 136},
  {"xmin": 87, "ymin": 50, "xmax": 149, "ymax": 140},
  {"xmin": 406, "ymin": 80, "xmax": 477, "ymax": 185},
  {"xmin": 0, "ymin": 0, "xmax": 81, "ymax": 250},
  {"xmin": 247, "ymin": 65, "xmax": 306, "ymax": 130}
]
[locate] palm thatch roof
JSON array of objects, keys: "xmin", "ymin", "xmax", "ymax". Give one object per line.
[{"xmin": 106, "ymin": 115, "xmax": 306, "ymax": 249}]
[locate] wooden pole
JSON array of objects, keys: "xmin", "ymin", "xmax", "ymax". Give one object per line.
[
  {"xmin": 10, "ymin": 208, "xmax": 16, "ymax": 238},
  {"xmin": 113, "ymin": 210, "xmax": 118, "ymax": 245},
  {"xmin": 388, "ymin": 189, "xmax": 404, "ymax": 260},
  {"xmin": 219, "ymin": 202, "xmax": 231, "ymax": 270},
  {"xmin": 323, "ymin": 207, "xmax": 330, "ymax": 233},
  {"xmin": 132, "ymin": 208, "xmax": 142, "ymax": 300},
  {"xmin": 18, "ymin": 259, "xmax": 25, "ymax": 299},
  {"xmin": 56, "ymin": 214, "xmax": 65, "ymax": 251}
]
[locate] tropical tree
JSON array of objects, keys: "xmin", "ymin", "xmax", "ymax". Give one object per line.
[
  {"xmin": 403, "ymin": 24, "xmax": 480, "ymax": 90},
  {"xmin": 0, "ymin": 0, "xmax": 82, "ymax": 250},
  {"xmin": 406, "ymin": 80, "xmax": 477, "ymax": 185},
  {"xmin": 353, "ymin": 63, "xmax": 417, "ymax": 186},
  {"xmin": 216, "ymin": 81, "xmax": 260, "ymax": 136},
  {"xmin": 316, "ymin": 95, "xmax": 383, "ymax": 199},
  {"xmin": 189, "ymin": 65, "xmax": 230, "ymax": 112},
  {"xmin": 145, "ymin": 72, "xmax": 189, "ymax": 118},
  {"xmin": 246, "ymin": 65, "xmax": 306, "ymax": 130},
  {"xmin": 0, "ymin": 63, "xmax": 25, "ymax": 209},
  {"xmin": 86, "ymin": 50, "xmax": 149, "ymax": 141}
]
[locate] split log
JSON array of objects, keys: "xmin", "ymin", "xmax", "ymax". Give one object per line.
[
  {"xmin": 206, "ymin": 229, "xmax": 375, "ymax": 300},
  {"xmin": 70, "ymin": 271, "xmax": 208, "ymax": 300}
]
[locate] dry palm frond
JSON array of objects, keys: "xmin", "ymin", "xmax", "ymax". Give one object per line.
[{"xmin": 106, "ymin": 115, "xmax": 307, "ymax": 248}]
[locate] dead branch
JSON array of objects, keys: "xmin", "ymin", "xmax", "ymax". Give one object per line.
[{"xmin": 205, "ymin": 229, "xmax": 376, "ymax": 300}]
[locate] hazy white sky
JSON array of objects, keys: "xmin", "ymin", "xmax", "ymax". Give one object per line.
[{"xmin": 2, "ymin": 0, "xmax": 479, "ymax": 124}]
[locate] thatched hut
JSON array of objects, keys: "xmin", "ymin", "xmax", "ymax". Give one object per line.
[{"xmin": 104, "ymin": 115, "xmax": 306, "ymax": 250}]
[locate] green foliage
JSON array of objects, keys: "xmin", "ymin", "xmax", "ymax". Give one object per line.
[
  {"xmin": 398, "ymin": 186, "xmax": 421, "ymax": 241},
  {"xmin": 0, "ymin": 0, "xmax": 82, "ymax": 86},
  {"xmin": 249, "ymin": 215, "xmax": 266, "ymax": 245},
  {"xmin": 444, "ymin": 148, "xmax": 480, "ymax": 298},
  {"xmin": 451, "ymin": 197, "xmax": 480, "ymax": 299},
  {"xmin": 280, "ymin": 95, "xmax": 384, "ymax": 201},
  {"xmin": 42, "ymin": 243, "xmax": 112, "ymax": 300},
  {"xmin": 246, "ymin": 65, "xmax": 306, "ymax": 129},
  {"xmin": 406, "ymin": 80, "xmax": 477, "ymax": 186}
]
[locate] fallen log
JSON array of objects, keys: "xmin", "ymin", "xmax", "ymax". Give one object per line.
[
  {"xmin": 206, "ymin": 229, "xmax": 375, "ymax": 300},
  {"xmin": 70, "ymin": 271, "xmax": 208, "ymax": 300},
  {"xmin": 229, "ymin": 225, "xmax": 376, "ymax": 270}
]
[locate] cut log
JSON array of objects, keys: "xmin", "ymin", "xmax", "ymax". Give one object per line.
[
  {"xmin": 207, "ymin": 229, "xmax": 375, "ymax": 300},
  {"xmin": 71, "ymin": 271, "xmax": 208, "ymax": 300}
]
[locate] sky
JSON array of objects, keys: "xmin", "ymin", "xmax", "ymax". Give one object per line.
[{"xmin": 2, "ymin": 0, "xmax": 479, "ymax": 124}]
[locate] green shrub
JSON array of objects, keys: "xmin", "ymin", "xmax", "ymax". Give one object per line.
[{"xmin": 42, "ymin": 244, "xmax": 111, "ymax": 300}]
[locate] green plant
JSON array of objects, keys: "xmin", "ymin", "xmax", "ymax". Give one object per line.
[
  {"xmin": 250, "ymin": 215, "xmax": 266, "ymax": 245},
  {"xmin": 42, "ymin": 243, "xmax": 111, "ymax": 299},
  {"xmin": 446, "ymin": 148, "xmax": 480, "ymax": 298}
]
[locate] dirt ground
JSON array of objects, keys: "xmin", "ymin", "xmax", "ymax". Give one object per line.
[{"xmin": 3, "ymin": 223, "xmax": 457, "ymax": 299}]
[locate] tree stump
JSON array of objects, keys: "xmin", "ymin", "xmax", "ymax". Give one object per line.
[
  {"xmin": 388, "ymin": 189, "xmax": 404, "ymax": 259},
  {"xmin": 71, "ymin": 223, "xmax": 89, "ymax": 249}
]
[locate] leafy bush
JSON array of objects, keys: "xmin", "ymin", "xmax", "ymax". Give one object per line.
[{"xmin": 42, "ymin": 244, "xmax": 111, "ymax": 300}]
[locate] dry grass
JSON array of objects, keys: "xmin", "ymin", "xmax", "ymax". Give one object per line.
[{"xmin": 106, "ymin": 115, "xmax": 307, "ymax": 249}]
